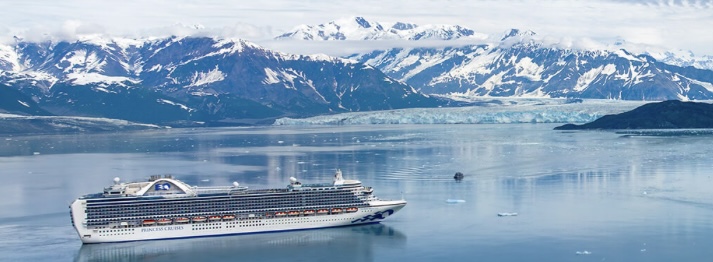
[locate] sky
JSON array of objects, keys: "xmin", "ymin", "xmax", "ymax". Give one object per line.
[{"xmin": 0, "ymin": 0, "xmax": 711, "ymax": 56}]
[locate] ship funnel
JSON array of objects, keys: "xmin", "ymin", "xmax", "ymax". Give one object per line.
[{"xmin": 333, "ymin": 169, "xmax": 344, "ymax": 185}]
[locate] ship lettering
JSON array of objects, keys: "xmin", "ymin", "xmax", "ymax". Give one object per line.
[{"xmin": 140, "ymin": 226, "xmax": 184, "ymax": 233}]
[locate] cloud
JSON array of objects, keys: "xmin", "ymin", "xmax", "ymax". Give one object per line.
[
  {"xmin": 218, "ymin": 23, "xmax": 273, "ymax": 40},
  {"xmin": 614, "ymin": 0, "xmax": 713, "ymax": 8},
  {"xmin": 6, "ymin": 20, "xmax": 107, "ymax": 43},
  {"xmin": 260, "ymin": 35, "xmax": 626, "ymax": 58},
  {"xmin": 59, "ymin": 20, "xmax": 105, "ymax": 40},
  {"xmin": 128, "ymin": 23, "xmax": 275, "ymax": 41},
  {"xmin": 0, "ymin": 0, "xmax": 711, "ymax": 55},
  {"xmin": 260, "ymin": 38, "xmax": 495, "ymax": 57}
]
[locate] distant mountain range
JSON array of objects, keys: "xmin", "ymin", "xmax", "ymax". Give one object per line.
[
  {"xmin": 2, "ymin": 16, "xmax": 713, "ymax": 131},
  {"xmin": 279, "ymin": 17, "xmax": 713, "ymax": 101},
  {"xmin": 276, "ymin": 16, "xmax": 485, "ymax": 41},
  {"xmin": 0, "ymin": 35, "xmax": 444, "ymax": 126},
  {"xmin": 642, "ymin": 49, "xmax": 713, "ymax": 72}
]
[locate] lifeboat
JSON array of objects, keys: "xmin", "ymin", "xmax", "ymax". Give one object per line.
[
  {"xmin": 303, "ymin": 210, "xmax": 315, "ymax": 215},
  {"xmin": 157, "ymin": 218, "xmax": 172, "ymax": 224},
  {"xmin": 142, "ymin": 219, "xmax": 156, "ymax": 226},
  {"xmin": 192, "ymin": 216, "xmax": 207, "ymax": 222},
  {"xmin": 346, "ymin": 207, "xmax": 358, "ymax": 213},
  {"xmin": 208, "ymin": 215, "xmax": 222, "ymax": 221},
  {"xmin": 222, "ymin": 214, "xmax": 236, "ymax": 220},
  {"xmin": 275, "ymin": 211, "xmax": 287, "ymax": 217},
  {"xmin": 288, "ymin": 211, "xmax": 300, "ymax": 216},
  {"xmin": 316, "ymin": 209, "xmax": 329, "ymax": 215},
  {"xmin": 331, "ymin": 208, "xmax": 343, "ymax": 214},
  {"xmin": 175, "ymin": 217, "xmax": 190, "ymax": 223}
]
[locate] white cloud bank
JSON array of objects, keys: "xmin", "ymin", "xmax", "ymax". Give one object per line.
[{"xmin": 1, "ymin": 0, "xmax": 712, "ymax": 56}]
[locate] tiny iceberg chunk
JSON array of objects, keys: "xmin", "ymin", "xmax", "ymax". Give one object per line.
[
  {"xmin": 497, "ymin": 212, "xmax": 518, "ymax": 217},
  {"xmin": 446, "ymin": 199, "xmax": 466, "ymax": 203},
  {"xmin": 575, "ymin": 250, "xmax": 591, "ymax": 255}
]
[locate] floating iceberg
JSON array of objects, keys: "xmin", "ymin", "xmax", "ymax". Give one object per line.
[{"xmin": 446, "ymin": 199, "xmax": 466, "ymax": 203}]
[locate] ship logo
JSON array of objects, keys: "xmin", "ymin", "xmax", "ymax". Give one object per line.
[
  {"xmin": 154, "ymin": 183, "xmax": 171, "ymax": 191},
  {"xmin": 351, "ymin": 209, "xmax": 394, "ymax": 223}
]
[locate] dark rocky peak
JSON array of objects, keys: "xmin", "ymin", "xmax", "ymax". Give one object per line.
[
  {"xmin": 354, "ymin": 17, "xmax": 373, "ymax": 28},
  {"xmin": 501, "ymin": 29, "xmax": 536, "ymax": 41},
  {"xmin": 392, "ymin": 22, "xmax": 418, "ymax": 30},
  {"xmin": 555, "ymin": 100, "xmax": 713, "ymax": 130}
]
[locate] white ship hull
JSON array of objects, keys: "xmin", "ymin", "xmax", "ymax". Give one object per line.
[{"xmin": 72, "ymin": 200, "xmax": 405, "ymax": 244}]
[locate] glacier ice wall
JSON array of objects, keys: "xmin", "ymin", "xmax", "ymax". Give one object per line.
[{"xmin": 274, "ymin": 99, "xmax": 648, "ymax": 125}]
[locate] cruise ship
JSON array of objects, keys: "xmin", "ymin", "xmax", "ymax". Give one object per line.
[{"xmin": 69, "ymin": 170, "xmax": 406, "ymax": 243}]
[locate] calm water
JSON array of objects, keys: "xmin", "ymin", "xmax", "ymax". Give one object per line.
[{"xmin": 1, "ymin": 124, "xmax": 713, "ymax": 261}]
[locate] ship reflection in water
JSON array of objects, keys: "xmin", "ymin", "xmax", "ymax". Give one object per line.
[{"xmin": 75, "ymin": 224, "xmax": 406, "ymax": 262}]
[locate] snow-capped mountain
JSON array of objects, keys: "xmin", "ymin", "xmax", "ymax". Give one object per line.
[
  {"xmin": 277, "ymin": 18, "xmax": 713, "ymax": 100},
  {"xmin": 0, "ymin": 35, "xmax": 443, "ymax": 126},
  {"xmin": 275, "ymin": 16, "xmax": 484, "ymax": 41},
  {"xmin": 349, "ymin": 35, "xmax": 713, "ymax": 100},
  {"xmin": 331, "ymin": 27, "xmax": 713, "ymax": 100},
  {"xmin": 645, "ymin": 49, "xmax": 713, "ymax": 71},
  {"xmin": 609, "ymin": 39, "xmax": 713, "ymax": 71}
]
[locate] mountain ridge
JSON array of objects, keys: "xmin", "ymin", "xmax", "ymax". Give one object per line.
[
  {"xmin": 0, "ymin": 35, "xmax": 445, "ymax": 126},
  {"xmin": 3, "ymin": 17, "xmax": 713, "ymax": 130},
  {"xmin": 279, "ymin": 17, "xmax": 713, "ymax": 96},
  {"xmin": 276, "ymin": 16, "xmax": 485, "ymax": 41}
]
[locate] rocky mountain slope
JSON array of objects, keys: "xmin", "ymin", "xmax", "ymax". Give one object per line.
[
  {"xmin": 0, "ymin": 36, "xmax": 443, "ymax": 126},
  {"xmin": 277, "ymin": 17, "xmax": 713, "ymax": 101}
]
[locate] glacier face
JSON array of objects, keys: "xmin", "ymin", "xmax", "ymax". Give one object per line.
[
  {"xmin": 273, "ymin": 98, "xmax": 648, "ymax": 125},
  {"xmin": 0, "ymin": 113, "xmax": 163, "ymax": 134}
]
